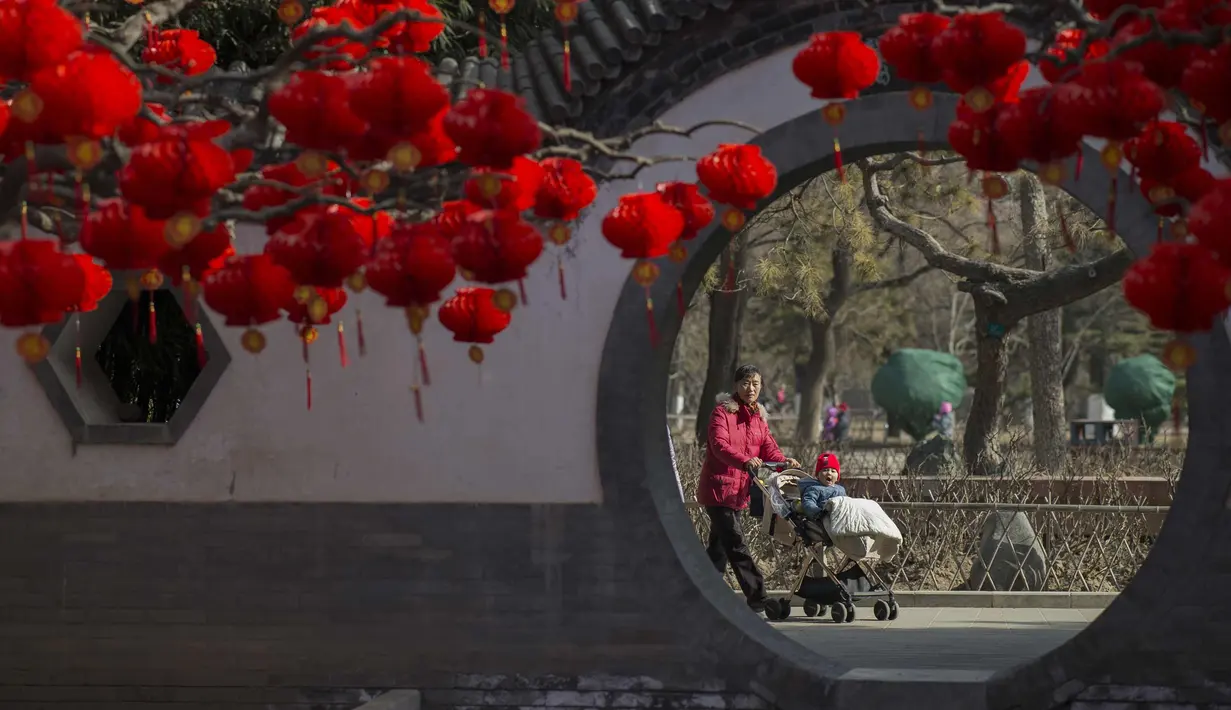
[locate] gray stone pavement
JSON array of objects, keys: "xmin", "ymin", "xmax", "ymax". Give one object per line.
[{"xmin": 770, "ymin": 606, "xmax": 1100, "ymax": 672}]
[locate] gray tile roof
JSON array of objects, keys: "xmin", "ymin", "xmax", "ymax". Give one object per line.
[{"xmin": 434, "ymin": 0, "xmax": 735, "ymax": 123}]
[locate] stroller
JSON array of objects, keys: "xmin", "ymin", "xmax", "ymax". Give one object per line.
[{"xmin": 750, "ymin": 461, "xmax": 899, "ymax": 623}]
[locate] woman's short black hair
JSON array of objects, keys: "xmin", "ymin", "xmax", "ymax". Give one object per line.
[{"xmin": 733, "ymin": 364, "xmax": 761, "ymax": 382}]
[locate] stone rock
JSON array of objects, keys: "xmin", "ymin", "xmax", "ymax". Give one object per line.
[
  {"xmin": 903, "ymin": 435, "xmax": 959, "ymax": 475},
  {"xmin": 966, "ymin": 511, "xmax": 1049, "ymax": 592}
]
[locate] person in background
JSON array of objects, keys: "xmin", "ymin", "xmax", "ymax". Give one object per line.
[
  {"xmin": 796, "ymin": 452, "xmax": 847, "ymax": 520},
  {"xmin": 822, "ymin": 406, "xmax": 839, "ymax": 441},
  {"xmin": 833, "ymin": 402, "xmax": 850, "ymax": 442},
  {"xmin": 698, "ymin": 364, "xmax": 801, "ymax": 615},
  {"xmin": 776, "ymin": 384, "xmax": 788, "ymax": 409},
  {"xmin": 933, "ymin": 401, "xmax": 955, "ymax": 439}
]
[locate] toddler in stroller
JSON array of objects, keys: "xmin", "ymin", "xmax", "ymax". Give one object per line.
[{"xmin": 751, "ymin": 455, "xmax": 902, "ymax": 623}]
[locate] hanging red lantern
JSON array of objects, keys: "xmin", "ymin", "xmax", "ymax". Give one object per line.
[
  {"xmin": 554, "ymin": 0, "xmax": 581, "ymax": 92},
  {"xmin": 657, "ymin": 180, "xmax": 714, "ymax": 312},
  {"xmin": 66, "ymin": 253, "xmax": 112, "ymax": 387},
  {"xmin": 116, "ymin": 103, "xmax": 171, "ymax": 146},
  {"xmin": 434, "ymin": 200, "xmax": 483, "ymax": 241},
  {"xmin": 120, "ymin": 120, "xmax": 252, "ymax": 224},
  {"xmin": 438, "ymin": 286, "xmax": 514, "ymax": 365},
  {"xmin": 290, "ymin": 6, "xmax": 369, "ymax": 71},
  {"xmin": 241, "ymin": 159, "xmax": 346, "ymax": 235},
  {"xmin": 695, "ymin": 144, "xmax": 778, "ymax": 231},
  {"xmin": 602, "ymin": 192, "xmax": 685, "ymax": 345},
  {"xmin": 464, "ymin": 156, "xmax": 544, "ymax": 212},
  {"xmin": 1125, "ymin": 120, "xmax": 1202, "ymax": 184},
  {"xmin": 265, "ymin": 204, "xmax": 377, "ymax": 288},
  {"xmin": 201, "ymin": 253, "xmax": 297, "ymax": 354},
  {"xmin": 487, "ymin": 0, "xmax": 515, "ymax": 68},
  {"xmin": 452, "ymin": 210, "xmax": 545, "ymax": 300},
  {"xmin": 1111, "ymin": 5, "xmax": 1206, "ymax": 89},
  {"xmin": 366, "ymin": 222, "xmax": 457, "ymax": 308},
  {"xmin": 995, "ymin": 87, "xmax": 1084, "ymax": 185},
  {"xmin": 442, "ymin": 88, "xmax": 541, "ymax": 170},
  {"xmin": 23, "ymin": 47, "xmax": 143, "ymax": 141},
  {"xmin": 1123, "ymin": 241, "xmax": 1231, "ymax": 370},
  {"xmin": 159, "ymin": 223, "xmax": 233, "ymax": 286},
  {"xmin": 0, "ymin": 237, "xmax": 85, "ymax": 363},
  {"xmin": 1182, "ymin": 44, "xmax": 1231, "ymax": 143},
  {"xmin": 344, "ymin": 0, "xmax": 445, "ymax": 53},
  {"xmin": 142, "ymin": 28, "xmax": 217, "ymax": 83},
  {"xmin": 80, "ymin": 198, "xmax": 172, "ymax": 271},
  {"xmin": 1140, "ymin": 166, "xmax": 1214, "ymax": 242},
  {"xmin": 948, "ymin": 103, "xmax": 1021, "ymax": 174},
  {"xmin": 931, "ymin": 12, "xmax": 1026, "ymax": 113},
  {"xmin": 791, "ymin": 32, "xmax": 879, "ymax": 182},
  {"xmin": 268, "ymin": 70, "xmax": 368, "ymax": 153},
  {"xmin": 1185, "ymin": 178, "xmax": 1231, "ymax": 262},
  {"xmin": 344, "ymin": 110, "xmax": 458, "ymax": 168},
  {"xmin": 533, "ymin": 157, "xmax": 597, "ymax": 222},
  {"xmin": 1039, "ymin": 29, "xmax": 1109, "ymax": 84},
  {"xmin": 347, "ymin": 56, "xmax": 450, "ymax": 140},
  {"xmin": 878, "ymin": 12, "xmax": 950, "ymax": 112},
  {"xmin": 0, "ymin": 0, "xmax": 84, "ymax": 81}
]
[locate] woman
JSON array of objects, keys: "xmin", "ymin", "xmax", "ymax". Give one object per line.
[{"xmin": 697, "ymin": 364, "xmax": 800, "ymax": 613}]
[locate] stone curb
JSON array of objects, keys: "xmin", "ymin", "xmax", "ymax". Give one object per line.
[
  {"xmin": 354, "ymin": 691, "xmax": 421, "ymax": 710},
  {"xmin": 760, "ymin": 590, "xmax": 1115, "ymax": 609}
]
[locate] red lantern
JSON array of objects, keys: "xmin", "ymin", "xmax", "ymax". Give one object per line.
[
  {"xmin": 452, "ymin": 210, "xmax": 545, "ymax": 298},
  {"xmin": 268, "ymin": 71, "xmax": 368, "ymax": 153},
  {"xmin": 434, "ymin": 200, "xmax": 482, "ymax": 240},
  {"xmin": 159, "ymin": 224, "xmax": 233, "ymax": 286},
  {"xmin": 0, "ymin": 238, "xmax": 85, "ymax": 363},
  {"xmin": 437, "ymin": 286, "xmax": 513, "ymax": 365},
  {"xmin": 464, "ymin": 156, "xmax": 544, "ymax": 212},
  {"xmin": 791, "ymin": 32, "xmax": 879, "ymax": 181},
  {"xmin": 1140, "ymin": 166, "xmax": 1213, "ymax": 242},
  {"xmin": 533, "ymin": 157, "xmax": 597, "ymax": 221},
  {"xmin": 1182, "ymin": 44, "xmax": 1231, "ymax": 140},
  {"xmin": 120, "ymin": 120, "xmax": 250, "ymax": 222},
  {"xmin": 695, "ymin": 144, "xmax": 778, "ymax": 230},
  {"xmin": 553, "ymin": 0, "xmax": 581, "ymax": 92},
  {"xmin": 366, "ymin": 222, "xmax": 457, "ymax": 308},
  {"xmin": 1039, "ymin": 29, "xmax": 1109, "ymax": 84},
  {"xmin": 932, "ymin": 12, "xmax": 1027, "ymax": 112},
  {"xmin": 1123, "ymin": 241, "xmax": 1231, "ymax": 338},
  {"xmin": 265, "ymin": 204, "xmax": 378, "ymax": 288},
  {"xmin": 948, "ymin": 104, "xmax": 1021, "ymax": 174},
  {"xmin": 348, "ymin": 57, "xmax": 449, "ymax": 139},
  {"xmin": 142, "ymin": 29, "xmax": 217, "ymax": 83},
  {"xmin": 994, "ymin": 87, "xmax": 1083, "ymax": 181},
  {"xmin": 601, "ymin": 192, "xmax": 684, "ymax": 260},
  {"xmin": 1125, "ymin": 120, "xmax": 1202, "ymax": 184},
  {"xmin": 656, "ymin": 181, "xmax": 715, "ymax": 241},
  {"xmin": 1112, "ymin": 7, "xmax": 1205, "ymax": 89},
  {"xmin": 1057, "ymin": 60, "xmax": 1165, "ymax": 145},
  {"xmin": 116, "ymin": 103, "xmax": 171, "ymax": 146},
  {"xmin": 878, "ymin": 12, "xmax": 950, "ymax": 112},
  {"xmin": 0, "ymin": 0, "xmax": 84, "ymax": 81},
  {"xmin": 201, "ymin": 253, "xmax": 297, "ymax": 353},
  {"xmin": 290, "ymin": 6, "xmax": 369, "ymax": 71},
  {"xmin": 1186, "ymin": 178, "xmax": 1231, "ymax": 261},
  {"xmin": 24, "ymin": 48, "xmax": 143, "ymax": 141},
  {"xmin": 81, "ymin": 198, "xmax": 172, "ymax": 271},
  {"xmin": 69, "ymin": 254, "xmax": 111, "ymax": 313},
  {"xmin": 241, "ymin": 158, "xmax": 346, "ymax": 235},
  {"xmin": 442, "ymin": 88, "xmax": 541, "ymax": 169},
  {"xmin": 343, "ymin": 0, "xmax": 444, "ymax": 53}
]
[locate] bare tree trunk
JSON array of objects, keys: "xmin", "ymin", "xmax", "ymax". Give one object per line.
[
  {"xmin": 695, "ymin": 242, "xmax": 750, "ymax": 441},
  {"xmin": 964, "ymin": 300, "xmax": 1013, "ymax": 476},
  {"xmin": 1020, "ymin": 174, "xmax": 1067, "ymax": 475},
  {"xmin": 795, "ymin": 318, "xmax": 836, "ymax": 442}
]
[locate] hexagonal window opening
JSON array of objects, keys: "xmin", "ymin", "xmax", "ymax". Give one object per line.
[
  {"xmin": 94, "ymin": 289, "xmax": 206, "ymax": 425},
  {"xmin": 31, "ymin": 276, "xmax": 232, "ymax": 446}
]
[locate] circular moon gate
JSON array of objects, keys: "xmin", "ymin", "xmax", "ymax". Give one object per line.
[{"xmin": 597, "ymin": 90, "xmax": 1231, "ymax": 708}]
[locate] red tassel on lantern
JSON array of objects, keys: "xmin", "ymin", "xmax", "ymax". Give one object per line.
[
  {"xmin": 337, "ymin": 321, "xmax": 349, "ymax": 368},
  {"xmin": 981, "ymin": 174, "xmax": 1009, "ymax": 256},
  {"xmin": 356, "ymin": 309, "xmax": 367, "ymax": 357},
  {"xmin": 822, "ymin": 104, "xmax": 848, "ymax": 182},
  {"xmin": 195, "ymin": 323, "xmax": 207, "ymax": 369},
  {"xmin": 488, "ymin": 0, "xmax": 513, "ymax": 69},
  {"xmin": 554, "ymin": 1, "xmax": 579, "ymax": 93},
  {"xmin": 300, "ymin": 325, "xmax": 316, "ymax": 411},
  {"xmin": 633, "ymin": 260, "xmax": 661, "ymax": 347}
]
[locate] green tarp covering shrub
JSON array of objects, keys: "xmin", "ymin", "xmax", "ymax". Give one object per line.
[
  {"xmin": 1104, "ymin": 354, "xmax": 1176, "ymax": 433},
  {"xmin": 871, "ymin": 349, "xmax": 967, "ymax": 440}
]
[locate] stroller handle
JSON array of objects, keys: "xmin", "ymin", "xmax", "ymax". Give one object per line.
[{"xmin": 761, "ymin": 461, "xmax": 791, "ymax": 472}]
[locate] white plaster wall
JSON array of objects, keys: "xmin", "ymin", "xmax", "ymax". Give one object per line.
[{"xmin": 0, "ymin": 38, "xmax": 1219, "ymax": 502}]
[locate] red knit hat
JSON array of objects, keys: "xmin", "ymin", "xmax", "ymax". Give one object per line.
[{"xmin": 815, "ymin": 452, "xmax": 841, "ymax": 480}]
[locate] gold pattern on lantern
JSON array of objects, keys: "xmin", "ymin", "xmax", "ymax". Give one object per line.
[
  {"xmin": 468, "ymin": 344, "xmax": 485, "ymax": 364},
  {"xmin": 165, "ymin": 212, "xmax": 201, "ymax": 247},
  {"xmin": 1218, "ymin": 121, "xmax": 1231, "ymax": 146},
  {"xmin": 293, "ymin": 285, "xmax": 313, "ymax": 304},
  {"xmin": 554, "ymin": 0, "xmax": 578, "ymax": 22},
  {"xmin": 548, "ymin": 223, "xmax": 571, "ymax": 245},
  {"xmin": 963, "ymin": 87, "xmax": 994, "ymax": 113},
  {"xmin": 241, "ymin": 329, "xmax": 267, "ymax": 353},
  {"xmin": 821, "ymin": 103, "xmax": 846, "ymax": 126},
  {"xmin": 1171, "ymin": 220, "xmax": 1189, "ymax": 240},
  {"xmin": 1039, "ymin": 162, "xmax": 1065, "ymax": 186},
  {"xmin": 632, "ymin": 260, "xmax": 660, "ymax": 287},
  {"xmin": 139, "ymin": 269, "xmax": 164, "ymax": 290},
  {"xmin": 15, "ymin": 333, "xmax": 50, "ymax": 364},
  {"xmin": 1162, "ymin": 339, "xmax": 1197, "ymax": 371},
  {"xmin": 277, "ymin": 0, "xmax": 304, "ymax": 24},
  {"xmin": 361, "ymin": 169, "xmax": 390, "ymax": 194},
  {"xmin": 1100, "ymin": 142, "xmax": 1123, "ymax": 169},
  {"xmin": 388, "ymin": 142, "xmax": 422, "ymax": 172},
  {"xmin": 67, "ymin": 137, "xmax": 103, "ymax": 170},
  {"xmin": 981, "ymin": 174, "xmax": 1009, "ymax": 200},
  {"xmin": 721, "ymin": 208, "xmax": 745, "ymax": 232},
  {"xmin": 405, "ymin": 305, "xmax": 428, "ymax": 335},
  {"xmin": 347, "ymin": 272, "xmax": 368, "ymax": 292},
  {"xmin": 460, "ymin": 268, "xmax": 476, "ymax": 281},
  {"xmin": 908, "ymin": 86, "xmax": 933, "ymax": 111},
  {"xmin": 11, "ymin": 90, "xmax": 43, "ymax": 123},
  {"xmin": 295, "ymin": 151, "xmax": 328, "ymax": 178},
  {"xmin": 1147, "ymin": 185, "xmax": 1176, "ymax": 205},
  {"xmin": 476, "ymin": 173, "xmax": 503, "ymax": 199},
  {"xmin": 668, "ymin": 241, "xmax": 687, "ymax": 263},
  {"xmin": 307, "ymin": 297, "xmax": 329, "ymax": 324},
  {"xmin": 492, "ymin": 288, "xmax": 517, "ymax": 313},
  {"xmin": 301, "ymin": 325, "xmax": 320, "ymax": 344}
]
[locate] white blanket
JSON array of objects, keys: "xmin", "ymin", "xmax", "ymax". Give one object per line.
[{"xmin": 822, "ymin": 497, "xmax": 902, "ymax": 562}]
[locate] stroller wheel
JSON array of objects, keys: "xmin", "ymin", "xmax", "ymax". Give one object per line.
[
  {"xmin": 843, "ymin": 602, "xmax": 857, "ymax": 622},
  {"xmin": 764, "ymin": 598, "xmax": 790, "ymax": 621},
  {"xmin": 874, "ymin": 599, "xmax": 891, "ymax": 621},
  {"xmin": 804, "ymin": 600, "xmax": 824, "ymax": 617},
  {"xmin": 888, "ymin": 600, "xmax": 900, "ymax": 621},
  {"xmin": 830, "ymin": 602, "xmax": 848, "ymax": 624}
]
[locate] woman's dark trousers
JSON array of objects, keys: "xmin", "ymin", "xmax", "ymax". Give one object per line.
[{"xmin": 704, "ymin": 506, "xmax": 768, "ymax": 610}]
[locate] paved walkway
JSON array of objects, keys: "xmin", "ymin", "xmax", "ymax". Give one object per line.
[{"xmin": 770, "ymin": 606, "xmax": 1100, "ymax": 671}]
